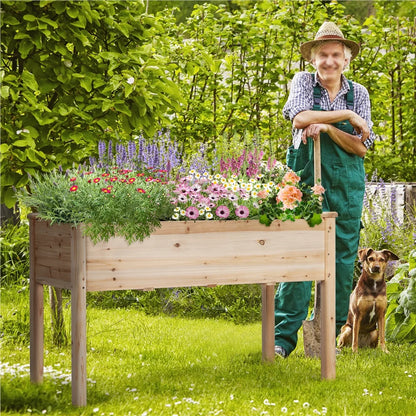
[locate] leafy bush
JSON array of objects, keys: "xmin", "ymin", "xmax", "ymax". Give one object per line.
[
  {"xmin": 0, "ymin": 220, "xmax": 29, "ymax": 287},
  {"xmin": 386, "ymin": 249, "xmax": 416, "ymax": 343}
]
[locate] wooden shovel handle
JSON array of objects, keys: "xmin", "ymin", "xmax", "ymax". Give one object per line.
[
  {"xmin": 313, "ymin": 136, "xmax": 321, "ymax": 184},
  {"xmin": 313, "ymin": 136, "xmax": 322, "ymax": 310}
]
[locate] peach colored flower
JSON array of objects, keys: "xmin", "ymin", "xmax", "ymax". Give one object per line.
[
  {"xmin": 257, "ymin": 189, "xmax": 269, "ymax": 199},
  {"xmin": 311, "ymin": 184, "xmax": 325, "ymax": 195},
  {"xmin": 277, "ymin": 185, "xmax": 303, "ymax": 210},
  {"xmin": 282, "ymin": 171, "xmax": 301, "ymax": 185}
]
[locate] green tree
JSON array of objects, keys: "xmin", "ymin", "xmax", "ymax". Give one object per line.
[
  {"xmin": 1, "ymin": 0, "xmax": 183, "ymax": 208},
  {"xmin": 348, "ymin": 2, "xmax": 416, "ymax": 181},
  {"xmin": 158, "ymin": 0, "xmax": 344, "ymax": 159}
]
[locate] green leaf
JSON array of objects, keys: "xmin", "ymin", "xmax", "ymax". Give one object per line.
[
  {"xmin": 13, "ymin": 137, "xmax": 36, "ymax": 148},
  {"xmin": 259, "ymin": 214, "xmax": 272, "ymax": 227},
  {"xmin": 80, "ymin": 77, "xmax": 93, "ymax": 92},
  {"xmin": 0, "ymin": 143, "xmax": 10, "ymax": 153},
  {"xmin": 18, "ymin": 39, "xmax": 34, "ymax": 59},
  {"xmin": 21, "ymin": 70, "xmax": 39, "ymax": 91},
  {"xmin": 66, "ymin": 6, "xmax": 79, "ymax": 19},
  {"xmin": 3, "ymin": 15, "xmax": 20, "ymax": 25},
  {"xmin": 23, "ymin": 14, "xmax": 36, "ymax": 22},
  {"xmin": 39, "ymin": 17, "xmax": 58, "ymax": 29},
  {"xmin": 114, "ymin": 102, "xmax": 132, "ymax": 117},
  {"xmin": 307, "ymin": 213, "xmax": 322, "ymax": 227},
  {"xmin": 1, "ymin": 85, "xmax": 10, "ymax": 99},
  {"xmin": 1, "ymin": 187, "xmax": 18, "ymax": 208}
]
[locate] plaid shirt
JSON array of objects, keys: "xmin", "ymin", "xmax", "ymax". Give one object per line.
[{"xmin": 283, "ymin": 71, "xmax": 375, "ymax": 150}]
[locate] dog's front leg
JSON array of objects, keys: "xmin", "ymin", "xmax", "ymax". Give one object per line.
[
  {"xmin": 352, "ymin": 314, "xmax": 362, "ymax": 353},
  {"xmin": 378, "ymin": 314, "xmax": 389, "ymax": 353}
]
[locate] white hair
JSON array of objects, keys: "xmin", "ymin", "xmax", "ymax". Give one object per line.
[{"xmin": 310, "ymin": 41, "xmax": 352, "ymax": 71}]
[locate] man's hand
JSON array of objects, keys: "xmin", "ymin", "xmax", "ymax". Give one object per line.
[
  {"xmin": 348, "ymin": 112, "xmax": 370, "ymax": 141},
  {"xmin": 301, "ymin": 123, "xmax": 329, "ymax": 144}
]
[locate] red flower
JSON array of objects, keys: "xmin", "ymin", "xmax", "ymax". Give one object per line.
[
  {"xmin": 70, "ymin": 185, "xmax": 78, "ymax": 192},
  {"xmin": 70, "ymin": 177, "xmax": 77, "ymax": 182},
  {"xmin": 145, "ymin": 177, "xmax": 153, "ymax": 182},
  {"xmin": 136, "ymin": 173, "xmax": 145, "ymax": 177},
  {"xmin": 93, "ymin": 178, "xmax": 101, "ymax": 183},
  {"xmin": 101, "ymin": 188, "xmax": 111, "ymax": 193},
  {"xmin": 128, "ymin": 178, "xmax": 136, "ymax": 183},
  {"xmin": 136, "ymin": 188, "xmax": 146, "ymax": 193}
]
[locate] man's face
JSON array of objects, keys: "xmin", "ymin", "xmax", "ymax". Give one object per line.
[{"xmin": 312, "ymin": 42, "xmax": 348, "ymax": 85}]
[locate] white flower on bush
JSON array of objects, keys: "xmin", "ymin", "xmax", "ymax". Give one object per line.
[{"xmin": 127, "ymin": 77, "xmax": 135, "ymax": 84}]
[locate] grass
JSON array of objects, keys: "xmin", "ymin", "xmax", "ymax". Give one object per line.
[{"xmin": 1, "ymin": 289, "xmax": 416, "ymax": 416}]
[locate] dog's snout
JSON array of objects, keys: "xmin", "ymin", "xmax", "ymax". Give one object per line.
[{"xmin": 371, "ymin": 265, "xmax": 381, "ymax": 273}]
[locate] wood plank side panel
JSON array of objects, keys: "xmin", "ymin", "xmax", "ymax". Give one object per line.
[
  {"xmin": 86, "ymin": 228, "xmax": 326, "ymax": 291},
  {"xmin": 31, "ymin": 217, "xmax": 73, "ymax": 287}
]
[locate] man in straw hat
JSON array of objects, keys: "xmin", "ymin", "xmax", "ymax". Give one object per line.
[{"xmin": 274, "ymin": 22, "xmax": 375, "ymax": 358}]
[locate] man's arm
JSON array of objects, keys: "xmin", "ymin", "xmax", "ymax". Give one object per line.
[
  {"xmin": 293, "ymin": 110, "xmax": 370, "ymax": 141},
  {"xmin": 301, "ymin": 122, "xmax": 367, "ymax": 157}
]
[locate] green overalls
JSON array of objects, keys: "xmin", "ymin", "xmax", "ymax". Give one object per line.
[{"xmin": 275, "ymin": 75, "xmax": 365, "ymax": 354}]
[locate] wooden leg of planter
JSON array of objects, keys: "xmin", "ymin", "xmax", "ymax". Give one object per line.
[
  {"xmin": 262, "ymin": 283, "xmax": 275, "ymax": 362},
  {"xmin": 30, "ymin": 279, "xmax": 44, "ymax": 383},
  {"xmin": 320, "ymin": 216, "xmax": 336, "ymax": 379},
  {"xmin": 71, "ymin": 229, "xmax": 87, "ymax": 407},
  {"xmin": 30, "ymin": 215, "xmax": 44, "ymax": 384}
]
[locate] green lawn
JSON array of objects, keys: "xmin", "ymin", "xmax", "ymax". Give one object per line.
[{"xmin": 1, "ymin": 290, "xmax": 416, "ymax": 416}]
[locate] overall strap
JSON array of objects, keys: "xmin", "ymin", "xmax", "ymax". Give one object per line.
[
  {"xmin": 346, "ymin": 80, "xmax": 354, "ymax": 110},
  {"xmin": 312, "ymin": 73, "xmax": 322, "ymax": 111},
  {"xmin": 311, "ymin": 73, "xmax": 355, "ymax": 110}
]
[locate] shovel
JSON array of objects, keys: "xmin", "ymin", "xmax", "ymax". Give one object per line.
[{"xmin": 303, "ymin": 137, "xmax": 323, "ymax": 358}]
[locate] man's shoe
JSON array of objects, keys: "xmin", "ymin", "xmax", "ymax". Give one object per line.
[{"xmin": 274, "ymin": 345, "xmax": 288, "ymax": 358}]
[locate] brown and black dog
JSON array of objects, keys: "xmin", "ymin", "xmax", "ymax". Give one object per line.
[{"xmin": 338, "ymin": 248, "xmax": 399, "ymax": 353}]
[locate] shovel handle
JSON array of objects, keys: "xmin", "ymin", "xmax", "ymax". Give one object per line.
[
  {"xmin": 313, "ymin": 136, "xmax": 321, "ymax": 184},
  {"xmin": 313, "ymin": 136, "xmax": 322, "ymax": 310}
]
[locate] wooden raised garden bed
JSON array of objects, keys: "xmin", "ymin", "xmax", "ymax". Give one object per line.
[{"xmin": 29, "ymin": 212, "xmax": 337, "ymax": 407}]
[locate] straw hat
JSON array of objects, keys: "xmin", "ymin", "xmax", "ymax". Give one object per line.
[{"xmin": 300, "ymin": 22, "xmax": 360, "ymax": 62}]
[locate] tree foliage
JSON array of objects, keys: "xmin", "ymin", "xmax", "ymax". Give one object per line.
[{"xmin": 1, "ymin": 0, "xmax": 183, "ymax": 207}]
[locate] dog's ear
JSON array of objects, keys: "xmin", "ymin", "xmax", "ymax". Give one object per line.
[
  {"xmin": 359, "ymin": 248, "xmax": 373, "ymax": 262},
  {"xmin": 381, "ymin": 250, "xmax": 399, "ymax": 261}
]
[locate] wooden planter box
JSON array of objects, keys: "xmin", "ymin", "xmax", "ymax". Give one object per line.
[{"xmin": 29, "ymin": 212, "xmax": 337, "ymax": 407}]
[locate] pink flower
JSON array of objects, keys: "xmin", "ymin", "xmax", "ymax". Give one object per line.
[
  {"xmin": 216, "ymin": 205, "xmax": 230, "ymax": 219},
  {"xmin": 311, "ymin": 184, "xmax": 325, "ymax": 195},
  {"xmin": 185, "ymin": 206, "xmax": 199, "ymax": 220},
  {"xmin": 277, "ymin": 185, "xmax": 303, "ymax": 210},
  {"xmin": 282, "ymin": 171, "xmax": 301, "ymax": 185},
  {"xmin": 235, "ymin": 205, "xmax": 249, "ymax": 218}
]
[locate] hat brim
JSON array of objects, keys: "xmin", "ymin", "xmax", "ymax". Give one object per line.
[{"xmin": 300, "ymin": 38, "xmax": 360, "ymax": 62}]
